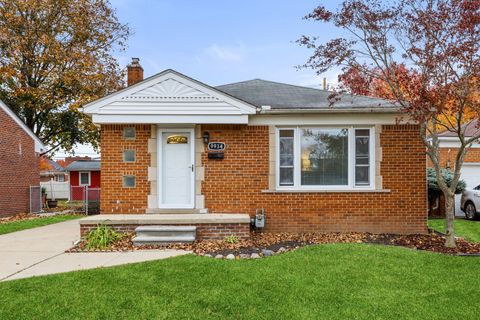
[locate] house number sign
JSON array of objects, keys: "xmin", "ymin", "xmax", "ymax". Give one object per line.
[{"xmin": 208, "ymin": 142, "xmax": 225, "ymax": 151}]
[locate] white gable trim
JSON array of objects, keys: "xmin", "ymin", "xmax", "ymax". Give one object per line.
[
  {"xmin": 83, "ymin": 69, "xmax": 257, "ymax": 124},
  {"xmin": 0, "ymin": 99, "xmax": 45, "ymax": 152}
]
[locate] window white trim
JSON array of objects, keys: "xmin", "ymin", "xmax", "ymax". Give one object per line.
[
  {"xmin": 79, "ymin": 171, "xmax": 91, "ymax": 186},
  {"xmin": 275, "ymin": 126, "xmax": 375, "ymax": 191}
]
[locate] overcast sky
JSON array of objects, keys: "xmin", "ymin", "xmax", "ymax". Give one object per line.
[{"xmin": 55, "ymin": 0, "xmax": 342, "ymax": 158}]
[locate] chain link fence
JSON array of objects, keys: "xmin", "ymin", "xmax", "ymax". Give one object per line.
[
  {"xmin": 70, "ymin": 186, "xmax": 100, "ymax": 215},
  {"xmin": 30, "ymin": 185, "xmax": 100, "ymax": 215}
]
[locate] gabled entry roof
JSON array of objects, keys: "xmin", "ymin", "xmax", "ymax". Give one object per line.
[{"xmin": 83, "ymin": 69, "xmax": 257, "ymax": 124}]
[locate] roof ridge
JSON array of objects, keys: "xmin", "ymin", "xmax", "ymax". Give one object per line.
[
  {"xmin": 217, "ymin": 78, "xmax": 330, "ymax": 92},
  {"xmin": 217, "ymin": 78, "xmax": 395, "ymax": 102}
]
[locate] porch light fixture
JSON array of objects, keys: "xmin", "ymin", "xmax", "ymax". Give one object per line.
[{"xmin": 203, "ymin": 131, "xmax": 210, "ymax": 144}]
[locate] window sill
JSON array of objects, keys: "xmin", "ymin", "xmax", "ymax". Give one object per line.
[{"xmin": 261, "ymin": 189, "xmax": 391, "ymax": 194}]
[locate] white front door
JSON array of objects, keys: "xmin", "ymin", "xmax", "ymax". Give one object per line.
[{"xmin": 159, "ymin": 130, "xmax": 194, "ymax": 208}]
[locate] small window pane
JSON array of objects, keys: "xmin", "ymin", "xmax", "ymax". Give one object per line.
[
  {"xmin": 355, "ymin": 129, "xmax": 370, "ymax": 186},
  {"xmin": 355, "ymin": 129, "xmax": 370, "ymax": 137},
  {"xmin": 301, "ymin": 128, "xmax": 349, "ymax": 186},
  {"xmin": 355, "ymin": 166, "xmax": 369, "ymax": 185},
  {"xmin": 123, "ymin": 127, "xmax": 136, "ymax": 139},
  {"xmin": 57, "ymin": 175, "xmax": 65, "ymax": 182},
  {"xmin": 280, "ymin": 130, "xmax": 294, "ymax": 138},
  {"xmin": 80, "ymin": 172, "xmax": 89, "ymax": 185},
  {"xmin": 167, "ymin": 135, "xmax": 188, "ymax": 144},
  {"xmin": 280, "ymin": 168, "xmax": 294, "ymax": 186},
  {"xmin": 280, "ymin": 138, "xmax": 294, "ymax": 166},
  {"xmin": 123, "ymin": 175, "xmax": 135, "ymax": 188},
  {"xmin": 123, "ymin": 150, "xmax": 135, "ymax": 162},
  {"xmin": 356, "ymin": 157, "xmax": 369, "ymax": 165},
  {"xmin": 279, "ymin": 129, "xmax": 294, "ymax": 186},
  {"xmin": 355, "ymin": 137, "xmax": 369, "ymax": 156}
]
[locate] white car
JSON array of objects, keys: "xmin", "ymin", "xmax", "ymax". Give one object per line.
[{"xmin": 461, "ymin": 185, "xmax": 480, "ymax": 220}]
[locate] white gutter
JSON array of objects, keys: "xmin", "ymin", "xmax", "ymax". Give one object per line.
[{"xmin": 260, "ymin": 107, "xmax": 401, "ymax": 114}]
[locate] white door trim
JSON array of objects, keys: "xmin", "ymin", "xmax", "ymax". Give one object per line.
[{"xmin": 157, "ymin": 127, "xmax": 195, "ymax": 209}]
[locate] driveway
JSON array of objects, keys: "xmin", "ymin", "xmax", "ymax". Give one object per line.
[{"xmin": 0, "ymin": 219, "xmax": 189, "ymax": 281}]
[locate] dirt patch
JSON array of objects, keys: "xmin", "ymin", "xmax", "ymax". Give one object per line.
[
  {"xmin": 0, "ymin": 213, "xmax": 39, "ymax": 223},
  {"xmin": 0, "ymin": 212, "xmax": 82, "ymax": 224},
  {"xmin": 68, "ymin": 230, "xmax": 480, "ymax": 256}
]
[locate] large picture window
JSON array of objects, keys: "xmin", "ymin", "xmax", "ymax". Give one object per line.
[{"xmin": 277, "ymin": 127, "xmax": 374, "ymax": 190}]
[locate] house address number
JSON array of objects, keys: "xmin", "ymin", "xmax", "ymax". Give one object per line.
[{"xmin": 208, "ymin": 142, "xmax": 225, "ymax": 151}]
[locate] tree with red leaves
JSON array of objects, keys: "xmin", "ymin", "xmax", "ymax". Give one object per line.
[
  {"xmin": 339, "ymin": 64, "xmax": 420, "ymax": 100},
  {"xmin": 299, "ymin": 0, "xmax": 480, "ymax": 247}
]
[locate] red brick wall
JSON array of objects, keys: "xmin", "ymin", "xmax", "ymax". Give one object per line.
[
  {"xmin": 99, "ymin": 123, "xmax": 427, "ymax": 234},
  {"xmin": 0, "ymin": 107, "xmax": 40, "ymax": 216},
  {"xmin": 100, "ymin": 124, "xmax": 150, "ymax": 214},
  {"xmin": 427, "ymin": 147, "xmax": 480, "ymax": 167},
  {"xmin": 201, "ymin": 124, "xmax": 427, "ymax": 234},
  {"xmin": 80, "ymin": 223, "xmax": 250, "ymax": 240}
]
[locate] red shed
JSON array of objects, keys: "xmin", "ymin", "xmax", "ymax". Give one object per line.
[{"xmin": 66, "ymin": 160, "xmax": 101, "ymax": 201}]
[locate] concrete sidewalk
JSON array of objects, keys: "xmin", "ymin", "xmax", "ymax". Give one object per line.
[{"xmin": 0, "ymin": 219, "xmax": 189, "ymax": 281}]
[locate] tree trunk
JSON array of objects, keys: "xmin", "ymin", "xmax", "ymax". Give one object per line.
[{"xmin": 444, "ymin": 192, "xmax": 456, "ymax": 248}]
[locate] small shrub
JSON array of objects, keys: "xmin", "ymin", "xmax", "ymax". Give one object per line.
[
  {"xmin": 427, "ymin": 168, "xmax": 466, "ymax": 194},
  {"xmin": 224, "ymin": 234, "xmax": 239, "ymax": 244},
  {"xmin": 86, "ymin": 224, "xmax": 122, "ymax": 250}
]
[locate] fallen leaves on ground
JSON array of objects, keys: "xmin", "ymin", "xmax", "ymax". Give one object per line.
[
  {"xmin": 68, "ymin": 230, "xmax": 480, "ymax": 256},
  {"xmin": 0, "ymin": 213, "xmax": 45, "ymax": 224}
]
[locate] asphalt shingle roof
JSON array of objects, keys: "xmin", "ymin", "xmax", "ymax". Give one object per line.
[
  {"xmin": 47, "ymin": 159, "xmax": 64, "ymax": 172},
  {"xmin": 216, "ymin": 79, "xmax": 397, "ymax": 110},
  {"xmin": 65, "ymin": 160, "xmax": 100, "ymax": 171},
  {"xmin": 438, "ymin": 119, "xmax": 480, "ymax": 137}
]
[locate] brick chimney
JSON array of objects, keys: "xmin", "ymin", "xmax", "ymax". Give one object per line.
[{"xmin": 127, "ymin": 57, "xmax": 144, "ymax": 86}]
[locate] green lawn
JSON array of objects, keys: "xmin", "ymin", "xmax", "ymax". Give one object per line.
[
  {"xmin": 0, "ymin": 214, "xmax": 81, "ymax": 235},
  {"xmin": 0, "ymin": 244, "xmax": 479, "ymax": 319},
  {"xmin": 428, "ymin": 218, "xmax": 480, "ymax": 242}
]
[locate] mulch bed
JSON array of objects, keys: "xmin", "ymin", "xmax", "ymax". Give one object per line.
[{"xmin": 68, "ymin": 230, "xmax": 480, "ymax": 256}]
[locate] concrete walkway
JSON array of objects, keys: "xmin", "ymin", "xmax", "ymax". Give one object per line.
[{"xmin": 0, "ymin": 219, "xmax": 190, "ymax": 282}]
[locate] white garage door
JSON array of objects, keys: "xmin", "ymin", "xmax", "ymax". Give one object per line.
[{"xmin": 455, "ymin": 163, "xmax": 480, "ymax": 216}]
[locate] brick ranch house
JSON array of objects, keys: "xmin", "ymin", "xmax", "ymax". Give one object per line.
[
  {"xmin": 79, "ymin": 58, "xmax": 427, "ymax": 242},
  {"xmin": 0, "ymin": 99, "xmax": 45, "ymax": 216}
]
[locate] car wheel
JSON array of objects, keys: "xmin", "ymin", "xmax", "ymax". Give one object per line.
[{"xmin": 465, "ymin": 202, "xmax": 477, "ymax": 220}]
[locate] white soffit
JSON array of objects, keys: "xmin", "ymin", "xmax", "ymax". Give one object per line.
[{"xmin": 82, "ymin": 69, "xmax": 256, "ymax": 124}]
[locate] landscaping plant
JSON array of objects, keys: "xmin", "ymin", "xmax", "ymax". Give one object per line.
[
  {"xmin": 85, "ymin": 224, "xmax": 122, "ymax": 250},
  {"xmin": 224, "ymin": 234, "xmax": 239, "ymax": 244}
]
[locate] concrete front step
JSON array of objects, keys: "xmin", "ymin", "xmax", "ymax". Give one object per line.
[
  {"xmin": 132, "ymin": 235, "xmax": 196, "ymax": 246},
  {"xmin": 135, "ymin": 226, "xmax": 197, "ymax": 238},
  {"xmin": 133, "ymin": 225, "xmax": 197, "ymax": 246}
]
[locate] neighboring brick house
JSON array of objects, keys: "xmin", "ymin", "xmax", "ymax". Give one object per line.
[
  {"xmin": 81, "ymin": 58, "xmax": 427, "ymax": 236},
  {"xmin": 428, "ymin": 120, "xmax": 480, "ymax": 216},
  {"xmin": 0, "ymin": 99, "xmax": 45, "ymax": 216}
]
